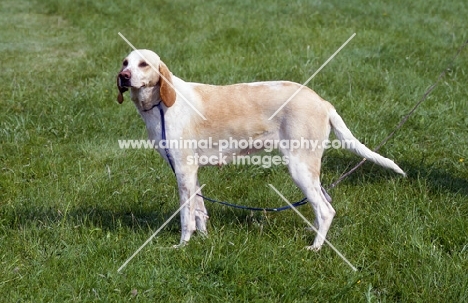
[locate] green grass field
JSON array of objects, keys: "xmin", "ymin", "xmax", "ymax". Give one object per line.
[{"xmin": 1, "ymin": 0, "xmax": 467, "ymax": 301}]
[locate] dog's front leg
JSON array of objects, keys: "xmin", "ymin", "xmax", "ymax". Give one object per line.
[
  {"xmin": 175, "ymin": 167, "xmax": 198, "ymax": 247},
  {"xmin": 195, "ymin": 180, "xmax": 209, "ymax": 235}
]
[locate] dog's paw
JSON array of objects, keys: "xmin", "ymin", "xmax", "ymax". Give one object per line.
[
  {"xmin": 172, "ymin": 241, "xmax": 188, "ymax": 249},
  {"xmin": 305, "ymin": 244, "xmax": 322, "ymax": 251}
]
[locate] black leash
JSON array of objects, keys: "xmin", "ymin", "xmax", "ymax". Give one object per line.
[
  {"xmin": 158, "ymin": 102, "xmax": 176, "ymax": 174},
  {"xmin": 156, "ymin": 103, "xmax": 309, "ymax": 212}
]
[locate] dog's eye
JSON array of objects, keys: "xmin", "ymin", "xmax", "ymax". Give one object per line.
[
  {"xmin": 139, "ymin": 61, "xmax": 149, "ymax": 68},
  {"xmin": 123, "ymin": 59, "xmax": 128, "ymax": 67}
]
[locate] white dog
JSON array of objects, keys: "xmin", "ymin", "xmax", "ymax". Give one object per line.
[{"xmin": 116, "ymin": 49, "xmax": 405, "ymax": 250}]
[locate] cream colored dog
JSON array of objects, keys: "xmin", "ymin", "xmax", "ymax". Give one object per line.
[{"xmin": 116, "ymin": 49, "xmax": 405, "ymax": 250}]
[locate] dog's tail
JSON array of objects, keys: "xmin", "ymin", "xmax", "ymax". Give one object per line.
[{"xmin": 329, "ymin": 109, "xmax": 406, "ymax": 176}]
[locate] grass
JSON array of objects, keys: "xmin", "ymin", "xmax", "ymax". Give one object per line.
[{"xmin": 1, "ymin": 0, "xmax": 467, "ymax": 301}]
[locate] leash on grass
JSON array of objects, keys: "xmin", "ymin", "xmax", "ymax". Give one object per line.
[
  {"xmin": 328, "ymin": 38, "xmax": 468, "ymax": 190},
  {"xmin": 159, "ymin": 38, "xmax": 468, "ymax": 211}
]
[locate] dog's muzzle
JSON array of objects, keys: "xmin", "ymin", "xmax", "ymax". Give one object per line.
[{"xmin": 118, "ymin": 70, "xmax": 132, "ymax": 88}]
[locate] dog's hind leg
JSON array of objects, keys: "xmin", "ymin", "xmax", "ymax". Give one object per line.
[{"xmin": 285, "ymin": 152, "xmax": 335, "ymax": 251}]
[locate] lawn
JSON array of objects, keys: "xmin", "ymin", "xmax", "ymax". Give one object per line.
[{"xmin": 1, "ymin": 0, "xmax": 467, "ymax": 301}]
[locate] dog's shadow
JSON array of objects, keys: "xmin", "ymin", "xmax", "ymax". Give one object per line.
[
  {"xmin": 6, "ymin": 157, "xmax": 466, "ymax": 232},
  {"xmin": 322, "ymin": 155, "xmax": 467, "ymax": 197},
  {"xmin": 5, "ymin": 204, "xmax": 174, "ymax": 232}
]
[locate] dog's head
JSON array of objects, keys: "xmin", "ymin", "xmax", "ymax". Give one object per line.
[{"xmin": 116, "ymin": 49, "xmax": 176, "ymax": 107}]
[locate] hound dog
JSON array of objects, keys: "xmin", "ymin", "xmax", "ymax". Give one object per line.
[{"xmin": 116, "ymin": 49, "xmax": 405, "ymax": 250}]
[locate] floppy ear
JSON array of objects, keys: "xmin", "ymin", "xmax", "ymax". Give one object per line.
[
  {"xmin": 159, "ymin": 61, "xmax": 176, "ymax": 107},
  {"xmin": 116, "ymin": 73, "xmax": 128, "ymax": 104}
]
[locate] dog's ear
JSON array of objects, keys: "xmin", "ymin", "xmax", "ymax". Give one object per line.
[
  {"xmin": 116, "ymin": 73, "xmax": 128, "ymax": 104},
  {"xmin": 159, "ymin": 61, "xmax": 176, "ymax": 107}
]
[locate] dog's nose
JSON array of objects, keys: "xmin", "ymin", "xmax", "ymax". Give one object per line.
[{"xmin": 119, "ymin": 70, "xmax": 131, "ymax": 80}]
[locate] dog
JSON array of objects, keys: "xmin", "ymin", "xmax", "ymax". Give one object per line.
[{"xmin": 116, "ymin": 49, "xmax": 405, "ymax": 250}]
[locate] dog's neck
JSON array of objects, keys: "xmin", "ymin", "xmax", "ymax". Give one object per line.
[{"xmin": 130, "ymin": 85, "xmax": 162, "ymax": 112}]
